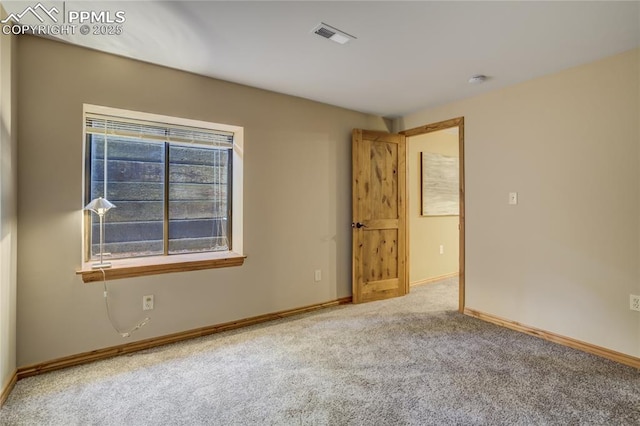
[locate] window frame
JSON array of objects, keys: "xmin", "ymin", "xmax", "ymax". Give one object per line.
[{"xmin": 77, "ymin": 104, "xmax": 245, "ymax": 282}]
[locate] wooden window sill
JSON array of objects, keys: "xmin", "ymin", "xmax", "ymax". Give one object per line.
[{"xmin": 76, "ymin": 252, "xmax": 246, "ymax": 283}]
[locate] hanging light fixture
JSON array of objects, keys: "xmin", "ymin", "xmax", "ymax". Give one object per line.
[{"xmin": 84, "ymin": 197, "xmax": 116, "ymax": 269}]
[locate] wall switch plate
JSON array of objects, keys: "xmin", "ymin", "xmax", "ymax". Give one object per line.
[
  {"xmin": 439, "ymin": 245, "xmax": 444, "ymax": 255},
  {"xmin": 143, "ymin": 295, "xmax": 154, "ymax": 311},
  {"xmin": 630, "ymin": 294, "xmax": 640, "ymax": 312},
  {"xmin": 314, "ymin": 270, "xmax": 322, "ymax": 282},
  {"xmin": 509, "ymin": 192, "xmax": 518, "ymax": 205}
]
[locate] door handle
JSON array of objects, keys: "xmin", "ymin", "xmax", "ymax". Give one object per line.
[{"xmin": 351, "ymin": 222, "xmax": 367, "ymax": 229}]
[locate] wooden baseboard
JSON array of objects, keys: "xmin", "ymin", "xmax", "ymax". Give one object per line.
[
  {"xmin": 17, "ymin": 296, "xmax": 352, "ymax": 380},
  {"xmin": 464, "ymin": 308, "xmax": 640, "ymax": 369},
  {"xmin": 1, "ymin": 370, "xmax": 17, "ymax": 407},
  {"xmin": 411, "ymin": 272, "xmax": 459, "ymax": 287}
]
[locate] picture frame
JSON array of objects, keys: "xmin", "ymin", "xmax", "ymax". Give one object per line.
[{"xmin": 421, "ymin": 152, "xmax": 459, "ymax": 216}]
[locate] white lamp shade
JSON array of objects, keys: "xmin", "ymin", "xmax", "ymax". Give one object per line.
[{"xmin": 84, "ymin": 197, "xmax": 116, "ymax": 215}]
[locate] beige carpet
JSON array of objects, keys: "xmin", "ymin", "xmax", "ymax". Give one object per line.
[{"xmin": 1, "ymin": 278, "xmax": 639, "ymax": 425}]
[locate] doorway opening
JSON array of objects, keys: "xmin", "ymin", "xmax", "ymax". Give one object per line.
[{"xmin": 402, "ymin": 118, "xmax": 465, "ymax": 312}]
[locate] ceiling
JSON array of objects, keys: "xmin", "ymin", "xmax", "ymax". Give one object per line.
[{"xmin": 4, "ymin": 1, "xmax": 640, "ymax": 117}]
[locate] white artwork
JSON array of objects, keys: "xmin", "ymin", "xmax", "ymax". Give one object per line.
[{"xmin": 421, "ymin": 152, "xmax": 459, "ymax": 216}]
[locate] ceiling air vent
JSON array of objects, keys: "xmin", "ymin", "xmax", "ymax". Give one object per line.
[{"xmin": 312, "ymin": 22, "xmax": 356, "ymax": 45}]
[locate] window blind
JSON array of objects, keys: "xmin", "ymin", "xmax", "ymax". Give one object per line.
[{"xmin": 85, "ymin": 114, "xmax": 234, "ymax": 148}]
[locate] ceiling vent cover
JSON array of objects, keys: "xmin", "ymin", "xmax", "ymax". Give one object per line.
[
  {"xmin": 315, "ymin": 26, "xmax": 336, "ymax": 39},
  {"xmin": 312, "ymin": 23, "xmax": 356, "ymax": 45}
]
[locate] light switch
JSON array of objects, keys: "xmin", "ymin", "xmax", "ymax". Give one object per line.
[{"xmin": 508, "ymin": 192, "xmax": 518, "ymax": 205}]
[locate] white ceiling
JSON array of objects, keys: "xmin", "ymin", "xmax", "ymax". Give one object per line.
[{"xmin": 5, "ymin": 1, "xmax": 640, "ymax": 117}]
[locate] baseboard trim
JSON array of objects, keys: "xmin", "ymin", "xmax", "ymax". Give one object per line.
[
  {"xmin": 1, "ymin": 370, "xmax": 17, "ymax": 407},
  {"xmin": 464, "ymin": 308, "xmax": 640, "ymax": 369},
  {"xmin": 411, "ymin": 272, "xmax": 459, "ymax": 287},
  {"xmin": 17, "ymin": 296, "xmax": 352, "ymax": 380}
]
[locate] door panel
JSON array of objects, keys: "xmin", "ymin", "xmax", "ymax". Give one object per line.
[
  {"xmin": 363, "ymin": 229, "xmax": 399, "ymax": 281},
  {"xmin": 352, "ymin": 129, "xmax": 407, "ymax": 303}
]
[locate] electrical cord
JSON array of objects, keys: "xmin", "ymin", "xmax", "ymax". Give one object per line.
[{"xmin": 100, "ymin": 268, "xmax": 150, "ymax": 338}]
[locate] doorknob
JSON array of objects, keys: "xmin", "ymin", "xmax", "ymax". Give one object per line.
[{"xmin": 351, "ymin": 222, "xmax": 367, "ymax": 229}]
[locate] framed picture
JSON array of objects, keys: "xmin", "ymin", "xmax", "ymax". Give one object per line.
[{"xmin": 421, "ymin": 152, "xmax": 459, "ymax": 216}]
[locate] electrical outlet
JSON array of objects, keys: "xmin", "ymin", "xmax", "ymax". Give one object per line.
[
  {"xmin": 439, "ymin": 245, "xmax": 444, "ymax": 255},
  {"xmin": 143, "ymin": 295, "xmax": 154, "ymax": 311},
  {"xmin": 630, "ymin": 294, "xmax": 640, "ymax": 312},
  {"xmin": 314, "ymin": 270, "xmax": 322, "ymax": 282}
]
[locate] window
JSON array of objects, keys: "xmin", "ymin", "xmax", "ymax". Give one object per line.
[{"xmin": 82, "ymin": 105, "xmax": 244, "ymax": 276}]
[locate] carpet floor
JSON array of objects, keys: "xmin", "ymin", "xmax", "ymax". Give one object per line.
[{"xmin": 1, "ymin": 278, "xmax": 639, "ymax": 425}]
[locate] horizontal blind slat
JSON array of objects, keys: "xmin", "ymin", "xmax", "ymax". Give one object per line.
[{"xmin": 86, "ymin": 114, "xmax": 234, "ymax": 148}]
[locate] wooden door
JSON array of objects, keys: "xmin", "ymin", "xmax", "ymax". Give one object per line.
[{"xmin": 352, "ymin": 129, "xmax": 407, "ymax": 303}]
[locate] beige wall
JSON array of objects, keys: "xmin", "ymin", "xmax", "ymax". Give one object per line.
[
  {"xmin": 399, "ymin": 48, "xmax": 640, "ymax": 357},
  {"xmin": 0, "ymin": 6, "xmax": 18, "ymax": 393},
  {"xmin": 16, "ymin": 36, "xmax": 387, "ymax": 366},
  {"xmin": 408, "ymin": 130, "xmax": 459, "ymax": 283}
]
